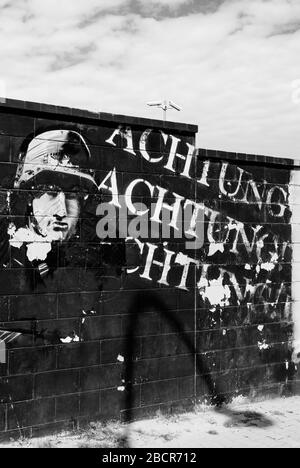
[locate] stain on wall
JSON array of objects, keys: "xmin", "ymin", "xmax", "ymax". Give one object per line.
[{"xmin": 0, "ymin": 99, "xmax": 298, "ymax": 437}]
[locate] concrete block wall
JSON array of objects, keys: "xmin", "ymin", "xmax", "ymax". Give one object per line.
[{"xmin": 0, "ymin": 98, "xmax": 298, "ymax": 438}]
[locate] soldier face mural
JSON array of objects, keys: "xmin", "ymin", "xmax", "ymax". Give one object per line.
[
  {"xmin": 8, "ymin": 130, "xmax": 97, "ymax": 263},
  {"xmin": 31, "ymin": 188, "xmax": 80, "ymax": 242},
  {"xmin": 0, "ymin": 105, "xmax": 298, "ymax": 437},
  {"xmin": 9, "ymin": 188, "xmax": 82, "ymax": 263}
]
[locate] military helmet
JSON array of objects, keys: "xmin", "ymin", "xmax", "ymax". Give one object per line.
[{"xmin": 14, "ymin": 129, "xmax": 97, "ymax": 191}]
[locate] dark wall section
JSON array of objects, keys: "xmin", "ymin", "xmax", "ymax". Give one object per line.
[
  {"xmin": 195, "ymin": 149, "xmax": 295, "ymax": 400},
  {"xmin": 0, "ymin": 99, "xmax": 297, "ymax": 438}
]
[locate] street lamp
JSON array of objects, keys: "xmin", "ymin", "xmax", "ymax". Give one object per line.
[{"xmin": 147, "ymin": 99, "xmax": 182, "ymax": 122}]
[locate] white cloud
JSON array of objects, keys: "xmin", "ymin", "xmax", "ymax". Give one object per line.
[
  {"xmin": 28, "ymin": 0, "xmax": 124, "ymax": 20},
  {"xmin": 143, "ymin": 0, "xmax": 192, "ymax": 5},
  {"xmin": 0, "ymin": 0, "xmax": 300, "ymax": 158}
]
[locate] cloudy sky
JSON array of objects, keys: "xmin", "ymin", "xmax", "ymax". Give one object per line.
[{"xmin": 0, "ymin": 0, "xmax": 300, "ymax": 158}]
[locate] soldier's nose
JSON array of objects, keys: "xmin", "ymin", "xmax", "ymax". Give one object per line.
[{"xmin": 54, "ymin": 192, "xmax": 67, "ymax": 219}]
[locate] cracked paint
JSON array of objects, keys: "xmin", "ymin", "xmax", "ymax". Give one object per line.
[
  {"xmin": 60, "ymin": 334, "xmax": 80, "ymax": 344},
  {"xmin": 8, "ymin": 226, "xmax": 53, "ymax": 262},
  {"xmin": 198, "ymin": 274, "xmax": 231, "ymax": 307},
  {"xmin": 258, "ymin": 340, "xmax": 270, "ymax": 350}
]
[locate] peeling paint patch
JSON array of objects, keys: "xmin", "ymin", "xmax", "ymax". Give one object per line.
[
  {"xmin": 117, "ymin": 354, "xmax": 125, "ymax": 362},
  {"xmin": 60, "ymin": 337, "xmax": 73, "ymax": 344},
  {"xmin": 27, "ymin": 242, "xmax": 52, "ymax": 262},
  {"xmin": 258, "ymin": 340, "xmax": 270, "ymax": 350},
  {"xmin": 198, "ymin": 274, "xmax": 231, "ymax": 307},
  {"xmin": 261, "ymin": 262, "xmax": 275, "ymax": 272},
  {"xmin": 7, "ymin": 223, "xmax": 16, "ymax": 237},
  {"xmin": 60, "ymin": 334, "xmax": 80, "ymax": 344},
  {"xmin": 285, "ymin": 361, "xmax": 289, "ymax": 370},
  {"xmin": 261, "ymin": 253, "xmax": 279, "ymax": 272},
  {"xmin": 246, "ymin": 284, "xmax": 255, "ymax": 295},
  {"xmin": 257, "ymin": 325, "xmax": 264, "ymax": 332},
  {"xmin": 117, "ymin": 386, "xmax": 125, "ymax": 392},
  {"xmin": 6, "ymin": 191, "xmax": 11, "ymax": 211},
  {"xmin": 9, "ymin": 226, "xmax": 52, "ymax": 261},
  {"xmin": 270, "ymin": 253, "xmax": 279, "ymax": 263}
]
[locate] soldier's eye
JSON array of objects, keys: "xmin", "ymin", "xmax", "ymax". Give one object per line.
[
  {"xmin": 66, "ymin": 193, "xmax": 79, "ymax": 201},
  {"xmin": 46, "ymin": 191, "xmax": 58, "ymax": 198}
]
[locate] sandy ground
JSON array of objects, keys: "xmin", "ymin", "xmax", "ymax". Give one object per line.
[{"xmin": 1, "ymin": 396, "xmax": 300, "ymax": 448}]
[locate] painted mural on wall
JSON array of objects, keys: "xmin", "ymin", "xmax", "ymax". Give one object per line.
[
  {"xmin": 0, "ymin": 126, "xmax": 294, "ymax": 352},
  {"xmin": 0, "ymin": 128, "xmax": 125, "ymax": 349},
  {"xmin": 0, "ymin": 113, "xmax": 296, "ymax": 432},
  {"xmin": 100, "ymin": 128, "xmax": 293, "ymax": 342}
]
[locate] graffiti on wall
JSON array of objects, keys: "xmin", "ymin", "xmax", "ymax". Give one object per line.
[
  {"xmin": 0, "ymin": 122, "xmax": 294, "ymax": 416},
  {"xmin": 0, "ymin": 126, "xmax": 293, "ymax": 335},
  {"xmin": 101, "ymin": 127, "xmax": 292, "ymax": 324}
]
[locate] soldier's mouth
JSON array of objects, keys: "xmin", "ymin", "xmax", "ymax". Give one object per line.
[{"xmin": 52, "ymin": 222, "xmax": 68, "ymax": 231}]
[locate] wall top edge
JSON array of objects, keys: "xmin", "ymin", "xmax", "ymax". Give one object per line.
[
  {"xmin": 0, "ymin": 97, "xmax": 198, "ymax": 135},
  {"xmin": 197, "ymin": 147, "xmax": 300, "ymax": 169}
]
